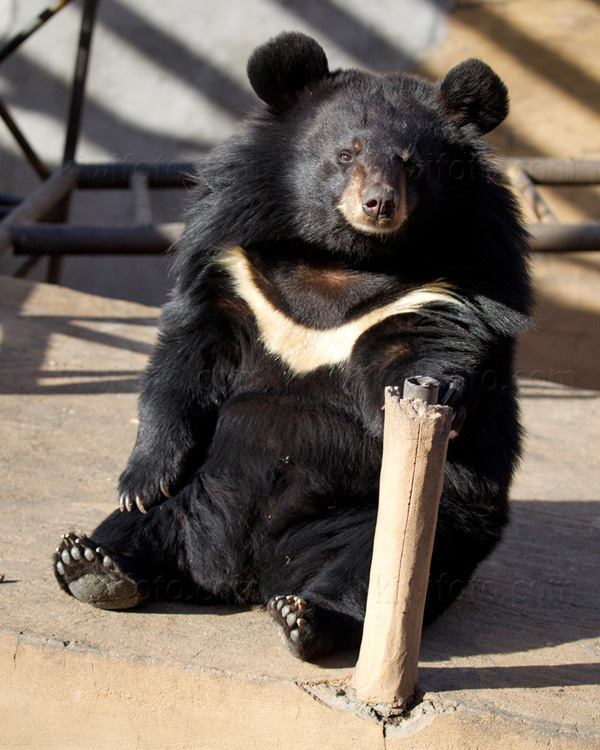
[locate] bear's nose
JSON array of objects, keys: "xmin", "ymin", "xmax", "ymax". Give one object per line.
[{"xmin": 361, "ymin": 186, "xmax": 397, "ymax": 220}]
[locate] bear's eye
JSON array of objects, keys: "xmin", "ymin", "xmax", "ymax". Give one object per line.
[
  {"xmin": 338, "ymin": 151, "xmax": 353, "ymax": 163},
  {"xmin": 404, "ymin": 160, "xmax": 421, "ymax": 178}
]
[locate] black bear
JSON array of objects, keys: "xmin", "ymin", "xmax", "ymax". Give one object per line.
[{"xmin": 54, "ymin": 32, "xmax": 531, "ymax": 661}]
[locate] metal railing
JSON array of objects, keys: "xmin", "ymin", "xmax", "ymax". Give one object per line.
[{"xmin": 1, "ymin": 2, "xmax": 599, "ymax": 286}]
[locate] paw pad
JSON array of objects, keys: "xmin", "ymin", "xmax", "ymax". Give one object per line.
[
  {"xmin": 268, "ymin": 594, "xmax": 310, "ymax": 647},
  {"xmin": 55, "ymin": 533, "xmax": 112, "ymax": 574},
  {"xmin": 53, "ymin": 533, "xmax": 142, "ymax": 610}
]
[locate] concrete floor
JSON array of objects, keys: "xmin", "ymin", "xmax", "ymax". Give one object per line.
[{"xmin": 0, "ymin": 275, "xmax": 598, "ymax": 748}]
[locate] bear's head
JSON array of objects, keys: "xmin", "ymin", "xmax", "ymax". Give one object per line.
[{"xmin": 246, "ymin": 32, "xmax": 510, "ymax": 252}]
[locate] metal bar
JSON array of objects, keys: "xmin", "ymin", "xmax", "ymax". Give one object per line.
[
  {"xmin": 11, "ymin": 222, "xmax": 183, "ymax": 255},
  {"xmin": 0, "ymin": 193, "xmax": 22, "ymax": 218},
  {"xmin": 0, "ymin": 96, "xmax": 51, "ymax": 179},
  {"xmin": 48, "ymin": 0, "xmax": 99, "ymax": 284},
  {"xmin": 130, "ymin": 170, "xmax": 153, "ymax": 225},
  {"xmin": 0, "ymin": 193, "xmax": 22, "ymax": 207},
  {"xmin": 0, "ymin": 0, "xmax": 75, "ymax": 66},
  {"xmin": 508, "ymin": 164, "xmax": 558, "ymax": 224},
  {"xmin": 75, "ymin": 159, "xmax": 600, "ymax": 189},
  {"xmin": 529, "ymin": 223, "xmax": 600, "ymax": 252},
  {"xmin": 12, "ymin": 255, "xmax": 45, "ymax": 279},
  {"xmin": 62, "ymin": 0, "xmax": 99, "ymax": 165},
  {"xmin": 10, "ymin": 220, "xmax": 600, "ymax": 256},
  {"xmin": 0, "ymin": 165, "xmax": 76, "ymax": 254},
  {"xmin": 46, "ymin": 244, "xmax": 63, "ymax": 284},
  {"xmin": 503, "ymin": 158, "xmax": 600, "ymax": 185},
  {"xmin": 76, "ymin": 161, "xmax": 197, "ymax": 189},
  {"xmin": 402, "ymin": 375, "xmax": 440, "ymax": 404}
]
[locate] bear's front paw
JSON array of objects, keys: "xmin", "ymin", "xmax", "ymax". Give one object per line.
[
  {"xmin": 118, "ymin": 456, "xmax": 179, "ymax": 513},
  {"xmin": 440, "ymin": 380, "xmax": 467, "ymax": 439},
  {"xmin": 118, "ymin": 481, "xmax": 170, "ymax": 514}
]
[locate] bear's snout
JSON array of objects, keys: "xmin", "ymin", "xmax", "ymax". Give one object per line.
[
  {"xmin": 338, "ymin": 166, "xmax": 408, "ymax": 236},
  {"xmin": 361, "ymin": 185, "xmax": 397, "ymax": 220}
]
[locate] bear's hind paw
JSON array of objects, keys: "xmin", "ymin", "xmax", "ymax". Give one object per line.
[
  {"xmin": 268, "ymin": 594, "xmax": 322, "ymax": 660},
  {"xmin": 54, "ymin": 533, "xmax": 144, "ymax": 610}
]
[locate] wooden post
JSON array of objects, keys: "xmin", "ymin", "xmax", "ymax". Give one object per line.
[{"xmin": 352, "ymin": 377, "xmax": 453, "ymax": 709}]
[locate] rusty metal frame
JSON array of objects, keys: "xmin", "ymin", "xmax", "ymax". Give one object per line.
[
  {"xmin": 506, "ymin": 158, "xmax": 600, "ymax": 252},
  {"xmin": 0, "ymin": 0, "xmax": 99, "ymax": 281},
  {"xmin": 0, "ymin": 2, "xmax": 598, "ymax": 282},
  {"xmin": 0, "ymin": 0, "xmax": 77, "ymax": 184},
  {"xmin": 3, "ymin": 158, "xmax": 598, "ymax": 273}
]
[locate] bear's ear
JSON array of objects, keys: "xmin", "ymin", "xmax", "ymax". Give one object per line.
[
  {"xmin": 439, "ymin": 59, "xmax": 509, "ymax": 134},
  {"xmin": 247, "ymin": 32, "xmax": 330, "ymax": 108}
]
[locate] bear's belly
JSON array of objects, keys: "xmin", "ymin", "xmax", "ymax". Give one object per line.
[{"xmin": 201, "ymin": 392, "xmax": 380, "ymax": 497}]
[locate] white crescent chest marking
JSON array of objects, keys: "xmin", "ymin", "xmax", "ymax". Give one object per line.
[{"xmin": 219, "ymin": 246, "xmax": 463, "ymax": 375}]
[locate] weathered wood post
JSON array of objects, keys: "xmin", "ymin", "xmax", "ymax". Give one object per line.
[{"xmin": 352, "ymin": 376, "xmax": 453, "ymax": 709}]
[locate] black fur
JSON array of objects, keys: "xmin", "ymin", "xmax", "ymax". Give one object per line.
[
  {"xmin": 439, "ymin": 58, "xmax": 509, "ymax": 134},
  {"xmin": 54, "ymin": 33, "xmax": 531, "ymax": 660},
  {"xmin": 247, "ymin": 31, "xmax": 330, "ymax": 109}
]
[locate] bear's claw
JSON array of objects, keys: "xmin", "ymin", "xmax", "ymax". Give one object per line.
[
  {"xmin": 53, "ymin": 533, "xmax": 143, "ymax": 610},
  {"xmin": 119, "ymin": 492, "xmax": 148, "ymax": 514},
  {"xmin": 119, "ymin": 479, "xmax": 170, "ymax": 514},
  {"xmin": 268, "ymin": 594, "xmax": 313, "ymax": 656}
]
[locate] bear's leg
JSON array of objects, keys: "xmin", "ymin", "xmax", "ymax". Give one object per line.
[
  {"xmin": 424, "ymin": 495, "xmax": 508, "ymax": 623},
  {"xmin": 53, "ymin": 492, "xmax": 202, "ymax": 610},
  {"xmin": 264, "ymin": 493, "xmax": 508, "ymax": 660},
  {"xmin": 263, "ymin": 509, "xmax": 376, "ymax": 661}
]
